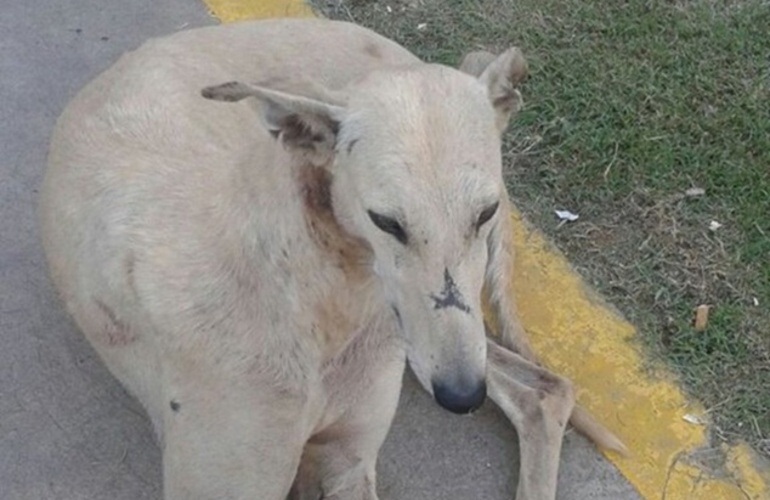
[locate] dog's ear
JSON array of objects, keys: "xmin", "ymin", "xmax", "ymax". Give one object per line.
[
  {"xmin": 477, "ymin": 47, "xmax": 528, "ymax": 133},
  {"xmin": 202, "ymin": 81, "xmax": 345, "ymax": 166},
  {"xmin": 458, "ymin": 50, "xmax": 497, "ymax": 78}
]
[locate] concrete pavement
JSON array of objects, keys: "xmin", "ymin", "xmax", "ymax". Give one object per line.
[{"xmin": 0, "ymin": 1, "xmax": 640, "ymax": 498}]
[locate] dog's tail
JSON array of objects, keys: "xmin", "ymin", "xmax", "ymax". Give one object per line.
[{"xmin": 570, "ymin": 405, "xmax": 629, "ymax": 456}]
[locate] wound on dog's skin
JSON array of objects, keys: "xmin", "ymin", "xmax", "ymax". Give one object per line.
[
  {"xmin": 430, "ymin": 268, "xmax": 471, "ymax": 313},
  {"xmin": 170, "ymin": 400, "xmax": 180, "ymax": 412}
]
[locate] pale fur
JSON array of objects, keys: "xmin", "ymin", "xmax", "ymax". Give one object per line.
[{"xmin": 40, "ymin": 18, "xmax": 624, "ymax": 500}]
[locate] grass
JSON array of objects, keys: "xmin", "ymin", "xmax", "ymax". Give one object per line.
[{"xmin": 316, "ymin": 0, "xmax": 770, "ymax": 460}]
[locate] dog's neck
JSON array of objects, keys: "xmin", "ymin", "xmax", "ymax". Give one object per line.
[
  {"xmin": 297, "ymin": 162, "xmax": 388, "ymax": 361},
  {"xmin": 298, "ymin": 162, "xmax": 372, "ymax": 284}
]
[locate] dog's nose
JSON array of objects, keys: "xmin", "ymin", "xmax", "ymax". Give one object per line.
[{"xmin": 432, "ymin": 379, "xmax": 486, "ymax": 414}]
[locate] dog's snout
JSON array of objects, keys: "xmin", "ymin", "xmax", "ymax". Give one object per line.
[{"xmin": 432, "ymin": 378, "xmax": 486, "ymax": 414}]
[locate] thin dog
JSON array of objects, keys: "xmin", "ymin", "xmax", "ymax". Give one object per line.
[{"xmin": 40, "ymin": 18, "xmax": 625, "ymax": 500}]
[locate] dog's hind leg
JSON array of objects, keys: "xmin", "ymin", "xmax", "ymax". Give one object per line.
[
  {"xmin": 161, "ymin": 365, "xmax": 308, "ymax": 500},
  {"xmin": 486, "ymin": 339, "xmax": 575, "ymax": 500}
]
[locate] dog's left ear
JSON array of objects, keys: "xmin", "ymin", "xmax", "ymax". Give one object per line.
[
  {"xmin": 202, "ymin": 81, "xmax": 345, "ymax": 166},
  {"xmin": 476, "ymin": 47, "xmax": 528, "ymax": 133}
]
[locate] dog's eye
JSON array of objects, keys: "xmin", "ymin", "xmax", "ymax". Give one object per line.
[
  {"xmin": 476, "ymin": 202, "xmax": 500, "ymax": 232},
  {"xmin": 367, "ymin": 210, "xmax": 408, "ymax": 245}
]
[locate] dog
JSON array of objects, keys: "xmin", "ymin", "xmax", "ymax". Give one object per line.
[{"xmin": 40, "ymin": 18, "xmax": 625, "ymax": 500}]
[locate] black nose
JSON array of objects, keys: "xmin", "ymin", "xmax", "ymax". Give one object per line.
[{"xmin": 432, "ymin": 379, "xmax": 487, "ymax": 414}]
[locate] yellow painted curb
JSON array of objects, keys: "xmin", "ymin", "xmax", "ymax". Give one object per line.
[
  {"xmin": 200, "ymin": 1, "xmax": 770, "ymax": 498},
  {"xmin": 203, "ymin": 0, "xmax": 313, "ymax": 21},
  {"xmin": 508, "ymin": 209, "xmax": 769, "ymax": 499}
]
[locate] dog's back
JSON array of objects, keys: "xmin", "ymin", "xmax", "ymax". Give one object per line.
[{"xmin": 40, "ymin": 18, "xmax": 418, "ymax": 433}]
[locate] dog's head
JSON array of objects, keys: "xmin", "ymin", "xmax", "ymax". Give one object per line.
[{"xmin": 202, "ymin": 47, "xmax": 526, "ymax": 414}]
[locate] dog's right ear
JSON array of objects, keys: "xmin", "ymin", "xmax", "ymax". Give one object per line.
[{"xmin": 202, "ymin": 81, "xmax": 346, "ymax": 166}]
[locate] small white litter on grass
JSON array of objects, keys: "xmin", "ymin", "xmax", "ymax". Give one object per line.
[
  {"xmin": 386, "ymin": 5, "xmax": 392, "ymax": 13},
  {"xmin": 709, "ymin": 220, "xmax": 723, "ymax": 231},
  {"xmin": 685, "ymin": 187, "xmax": 705, "ymax": 197},
  {"xmin": 417, "ymin": 23, "xmax": 428, "ymax": 30},
  {"xmin": 683, "ymin": 413, "xmax": 706, "ymax": 425},
  {"xmin": 555, "ymin": 209, "xmax": 579, "ymax": 222},
  {"xmin": 753, "ymin": 297, "xmax": 760, "ymax": 306}
]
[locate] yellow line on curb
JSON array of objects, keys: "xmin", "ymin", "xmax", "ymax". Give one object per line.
[
  {"xmin": 202, "ymin": 0, "xmax": 313, "ymax": 21},
  {"xmin": 508, "ymin": 209, "xmax": 769, "ymax": 499},
  {"xmin": 200, "ymin": 1, "xmax": 770, "ymax": 498}
]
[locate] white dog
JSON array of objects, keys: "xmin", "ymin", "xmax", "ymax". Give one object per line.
[{"xmin": 40, "ymin": 18, "xmax": 624, "ymax": 500}]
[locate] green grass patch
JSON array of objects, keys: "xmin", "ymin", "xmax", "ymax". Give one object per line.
[{"xmin": 318, "ymin": 0, "xmax": 770, "ymax": 458}]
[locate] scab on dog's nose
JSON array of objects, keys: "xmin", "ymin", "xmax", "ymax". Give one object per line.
[{"xmin": 432, "ymin": 379, "xmax": 487, "ymax": 414}]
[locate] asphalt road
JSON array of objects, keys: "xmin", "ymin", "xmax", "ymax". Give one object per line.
[{"xmin": 0, "ymin": 1, "xmax": 641, "ymax": 498}]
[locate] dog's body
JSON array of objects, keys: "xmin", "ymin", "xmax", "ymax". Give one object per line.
[{"xmin": 41, "ymin": 18, "xmax": 623, "ymax": 500}]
